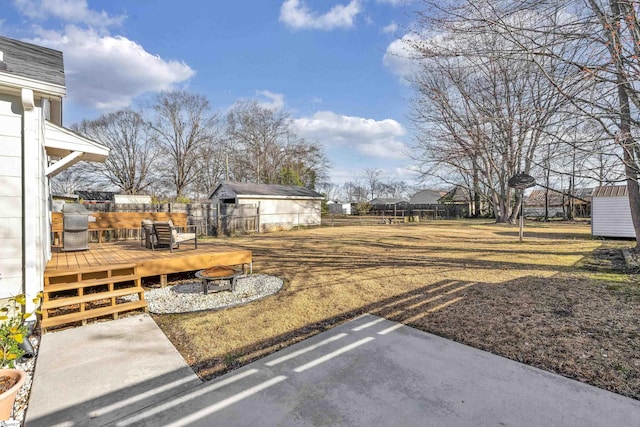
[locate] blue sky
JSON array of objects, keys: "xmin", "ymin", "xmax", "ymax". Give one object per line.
[{"xmin": 1, "ymin": 0, "xmax": 420, "ymax": 186}]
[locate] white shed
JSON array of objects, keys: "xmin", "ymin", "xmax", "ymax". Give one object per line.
[
  {"xmin": 114, "ymin": 194, "xmax": 152, "ymax": 204},
  {"xmin": 327, "ymin": 201, "xmax": 352, "ymax": 215},
  {"xmin": 209, "ymin": 182, "xmax": 324, "ymax": 232},
  {"xmin": 0, "ymin": 36, "xmax": 108, "ymax": 311},
  {"xmin": 591, "ymin": 185, "xmax": 635, "ymax": 238}
]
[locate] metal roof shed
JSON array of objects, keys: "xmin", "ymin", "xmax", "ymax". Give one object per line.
[
  {"xmin": 209, "ymin": 182, "xmax": 324, "ymax": 232},
  {"xmin": 591, "ymin": 185, "xmax": 635, "ymax": 238}
]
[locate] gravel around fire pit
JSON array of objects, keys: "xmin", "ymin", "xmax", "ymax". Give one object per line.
[{"xmin": 125, "ymin": 274, "xmax": 284, "ymax": 314}]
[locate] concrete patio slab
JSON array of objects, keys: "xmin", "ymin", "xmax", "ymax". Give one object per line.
[
  {"xmin": 107, "ymin": 314, "xmax": 640, "ymax": 427},
  {"xmin": 25, "ymin": 314, "xmax": 201, "ymax": 426}
]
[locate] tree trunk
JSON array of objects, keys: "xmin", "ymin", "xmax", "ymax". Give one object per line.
[
  {"xmin": 473, "ymin": 169, "xmax": 481, "ymax": 217},
  {"xmin": 610, "ymin": 0, "xmax": 640, "ymax": 248},
  {"xmin": 618, "ymin": 87, "xmax": 640, "ymax": 249}
]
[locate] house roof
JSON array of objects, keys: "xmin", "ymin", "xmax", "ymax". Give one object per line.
[
  {"xmin": 410, "ymin": 189, "xmax": 446, "ymax": 205},
  {"xmin": 76, "ymin": 191, "xmax": 118, "ymax": 202},
  {"xmin": 439, "ymin": 186, "xmax": 470, "ymax": 203},
  {"xmin": 370, "ymin": 198, "xmax": 408, "ymax": 205},
  {"xmin": 0, "ymin": 36, "xmax": 65, "ymax": 92},
  {"xmin": 527, "ymin": 188, "xmax": 594, "ymax": 206},
  {"xmin": 209, "ymin": 182, "xmax": 324, "ymax": 200},
  {"xmin": 592, "ymin": 185, "xmax": 628, "ymax": 198}
]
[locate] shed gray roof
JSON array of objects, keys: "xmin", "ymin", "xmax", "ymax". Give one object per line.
[
  {"xmin": 209, "ymin": 182, "xmax": 324, "ymax": 199},
  {"xmin": 410, "ymin": 189, "xmax": 445, "ymax": 205},
  {"xmin": 0, "ymin": 36, "xmax": 65, "ymax": 87}
]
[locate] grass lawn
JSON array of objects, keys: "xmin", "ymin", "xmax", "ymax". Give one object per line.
[{"xmin": 152, "ymin": 220, "xmax": 640, "ymax": 399}]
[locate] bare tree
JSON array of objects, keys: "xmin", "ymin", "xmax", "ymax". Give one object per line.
[
  {"xmin": 225, "ymin": 100, "xmax": 328, "ymax": 188},
  {"xmin": 432, "ymin": 0, "xmax": 640, "ymax": 242},
  {"xmin": 225, "ymin": 100, "xmax": 291, "ymax": 184},
  {"xmin": 149, "ymin": 90, "xmax": 218, "ymax": 198},
  {"xmin": 342, "ymin": 180, "xmax": 368, "ymax": 203},
  {"xmin": 364, "ymin": 168, "xmax": 383, "ymax": 200},
  {"xmin": 278, "ymin": 138, "xmax": 328, "ymax": 188},
  {"xmin": 50, "ymin": 166, "xmax": 88, "ymax": 195},
  {"xmin": 407, "ymin": 21, "xmax": 567, "ymax": 222},
  {"xmin": 73, "ymin": 109, "xmax": 156, "ymax": 194},
  {"xmin": 317, "ymin": 182, "xmax": 340, "ymax": 201},
  {"xmin": 192, "ymin": 122, "xmax": 227, "ymax": 200}
]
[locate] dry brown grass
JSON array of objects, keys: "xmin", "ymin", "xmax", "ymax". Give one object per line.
[{"xmin": 152, "ymin": 220, "xmax": 640, "ymax": 399}]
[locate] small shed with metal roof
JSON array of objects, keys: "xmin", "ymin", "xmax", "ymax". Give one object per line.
[
  {"xmin": 209, "ymin": 182, "xmax": 324, "ymax": 232},
  {"xmin": 591, "ymin": 185, "xmax": 635, "ymax": 238}
]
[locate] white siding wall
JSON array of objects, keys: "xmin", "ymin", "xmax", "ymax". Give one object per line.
[
  {"xmin": 35, "ymin": 99, "xmax": 48, "ymax": 308},
  {"xmin": 592, "ymin": 196, "xmax": 635, "ymax": 238},
  {"xmin": 238, "ymin": 197, "xmax": 321, "ymax": 231},
  {"xmin": 0, "ymin": 93, "xmax": 24, "ymax": 296}
]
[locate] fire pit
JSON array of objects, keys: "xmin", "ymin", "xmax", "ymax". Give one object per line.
[{"xmin": 195, "ymin": 267, "xmax": 240, "ymax": 295}]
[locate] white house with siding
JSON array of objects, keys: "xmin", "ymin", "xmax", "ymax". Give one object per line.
[
  {"xmin": 209, "ymin": 182, "xmax": 324, "ymax": 232},
  {"xmin": 0, "ymin": 36, "xmax": 108, "ymax": 311},
  {"xmin": 591, "ymin": 185, "xmax": 636, "ymax": 238}
]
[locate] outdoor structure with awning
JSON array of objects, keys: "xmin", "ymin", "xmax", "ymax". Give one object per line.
[{"xmin": 44, "ymin": 121, "xmax": 109, "ymax": 177}]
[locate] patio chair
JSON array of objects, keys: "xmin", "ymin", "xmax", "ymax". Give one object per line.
[{"xmin": 151, "ymin": 221, "xmax": 198, "ymax": 252}]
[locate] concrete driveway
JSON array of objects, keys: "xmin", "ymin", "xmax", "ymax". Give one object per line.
[{"xmin": 98, "ymin": 314, "xmax": 640, "ymax": 426}]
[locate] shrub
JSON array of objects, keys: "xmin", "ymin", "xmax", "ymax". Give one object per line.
[{"xmin": 0, "ymin": 293, "xmax": 42, "ymax": 368}]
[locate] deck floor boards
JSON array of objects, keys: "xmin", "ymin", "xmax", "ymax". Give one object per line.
[{"xmin": 46, "ymin": 241, "xmax": 252, "ymax": 281}]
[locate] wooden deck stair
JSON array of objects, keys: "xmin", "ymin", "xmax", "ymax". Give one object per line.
[{"xmin": 42, "ymin": 263, "xmax": 147, "ymax": 332}]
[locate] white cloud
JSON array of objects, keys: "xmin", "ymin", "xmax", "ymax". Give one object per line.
[
  {"xmin": 256, "ymin": 90, "xmax": 285, "ymax": 110},
  {"xmin": 10, "ymin": 0, "xmax": 194, "ymax": 112},
  {"xmin": 279, "ymin": 0, "xmax": 361, "ymax": 31},
  {"xmin": 294, "ymin": 111, "xmax": 408, "ymax": 160},
  {"xmin": 377, "ymin": 0, "xmax": 412, "ymax": 5},
  {"xmin": 383, "ymin": 33, "xmax": 421, "ymax": 82},
  {"xmin": 13, "ymin": 0, "xmax": 125, "ymax": 29},
  {"xmin": 382, "ymin": 21, "xmax": 398, "ymax": 34},
  {"xmin": 29, "ymin": 26, "xmax": 194, "ymax": 110}
]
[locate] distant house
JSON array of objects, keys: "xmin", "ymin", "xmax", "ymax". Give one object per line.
[
  {"xmin": 369, "ymin": 198, "xmax": 409, "ymax": 215},
  {"xmin": 409, "ymin": 189, "xmax": 445, "ymax": 206},
  {"xmin": 76, "ymin": 192, "xmax": 153, "ymax": 205},
  {"xmin": 209, "ymin": 182, "xmax": 324, "ymax": 232},
  {"xmin": 438, "ymin": 186, "xmax": 475, "ymax": 218},
  {"xmin": 592, "ymin": 185, "xmax": 635, "ymax": 238},
  {"xmin": 114, "ymin": 194, "xmax": 152, "ymax": 204},
  {"xmin": 525, "ymin": 188, "xmax": 592, "ymax": 218},
  {"xmin": 76, "ymin": 190, "xmax": 117, "ymax": 203},
  {"xmin": 326, "ymin": 201, "xmax": 352, "ymax": 215},
  {"xmin": 408, "ymin": 189, "xmax": 446, "ymax": 218},
  {"xmin": 0, "ymin": 36, "xmax": 108, "ymax": 310}
]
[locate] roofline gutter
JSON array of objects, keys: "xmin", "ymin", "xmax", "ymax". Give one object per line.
[{"xmin": 0, "ymin": 72, "xmax": 66, "ymax": 97}]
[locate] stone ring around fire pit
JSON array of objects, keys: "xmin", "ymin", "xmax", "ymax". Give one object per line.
[{"xmin": 195, "ymin": 267, "xmax": 241, "ymax": 295}]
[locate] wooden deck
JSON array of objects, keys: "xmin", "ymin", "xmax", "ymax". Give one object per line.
[
  {"xmin": 46, "ymin": 241, "xmax": 252, "ymax": 280},
  {"xmin": 42, "ymin": 241, "xmax": 252, "ymax": 331}
]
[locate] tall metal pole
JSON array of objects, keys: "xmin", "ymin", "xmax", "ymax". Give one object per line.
[{"xmin": 519, "ymin": 188, "xmax": 524, "ymax": 242}]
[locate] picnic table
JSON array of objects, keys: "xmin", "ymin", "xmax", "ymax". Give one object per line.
[{"xmin": 195, "ymin": 267, "xmax": 240, "ymax": 294}]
